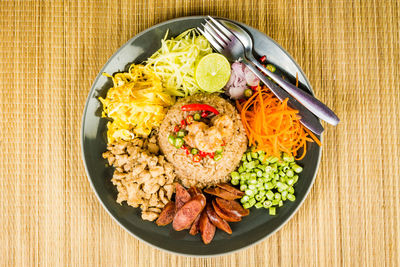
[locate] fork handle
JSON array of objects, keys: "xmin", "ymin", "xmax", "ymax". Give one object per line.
[
  {"xmin": 242, "ymin": 59, "xmax": 325, "ymax": 135},
  {"xmin": 248, "ymin": 57, "xmax": 340, "ymax": 126}
]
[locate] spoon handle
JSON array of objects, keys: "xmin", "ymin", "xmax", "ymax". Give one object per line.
[
  {"xmin": 242, "ymin": 59, "xmax": 324, "ymax": 135},
  {"xmin": 249, "ymin": 58, "xmax": 340, "ymax": 126}
]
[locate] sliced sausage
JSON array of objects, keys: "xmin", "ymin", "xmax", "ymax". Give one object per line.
[
  {"xmin": 199, "ymin": 210, "xmax": 216, "ymax": 245},
  {"xmin": 172, "ymin": 194, "xmax": 206, "ymax": 231},
  {"xmin": 216, "ymin": 183, "xmax": 245, "ymax": 197},
  {"xmin": 204, "ymin": 187, "xmax": 241, "ymax": 200},
  {"xmin": 175, "ymin": 183, "xmax": 191, "ymax": 212},
  {"xmin": 205, "ymin": 203, "xmax": 232, "ymax": 234},
  {"xmin": 212, "ymin": 199, "xmax": 241, "ymax": 222},
  {"xmin": 189, "ymin": 214, "xmax": 201, "ymax": 236},
  {"xmin": 155, "ymin": 201, "xmax": 176, "ymax": 226},
  {"xmin": 215, "ymin": 197, "xmax": 250, "ymax": 217},
  {"xmin": 188, "ymin": 186, "xmax": 202, "ymax": 197}
]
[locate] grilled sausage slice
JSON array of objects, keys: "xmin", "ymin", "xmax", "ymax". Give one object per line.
[
  {"xmin": 215, "ymin": 197, "xmax": 250, "ymax": 217},
  {"xmin": 212, "ymin": 199, "xmax": 241, "ymax": 222},
  {"xmin": 175, "ymin": 183, "xmax": 191, "ymax": 212},
  {"xmin": 199, "ymin": 210, "xmax": 216, "ymax": 245},
  {"xmin": 188, "ymin": 186, "xmax": 202, "ymax": 198},
  {"xmin": 189, "ymin": 214, "xmax": 201, "ymax": 235},
  {"xmin": 216, "ymin": 183, "xmax": 245, "ymax": 197},
  {"xmin": 205, "ymin": 203, "xmax": 232, "ymax": 234},
  {"xmin": 172, "ymin": 194, "xmax": 206, "ymax": 231},
  {"xmin": 204, "ymin": 187, "xmax": 241, "ymax": 200},
  {"xmin": 155, "ymin": 201, "xmax": 176, "ymax": 226}
]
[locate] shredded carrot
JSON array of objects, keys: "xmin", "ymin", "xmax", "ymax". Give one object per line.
[{"xmin": 237, "ymin": 85, "xmax": 321, "ymax": 160}]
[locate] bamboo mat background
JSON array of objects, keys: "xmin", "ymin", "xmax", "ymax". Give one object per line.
[{"xmin": 1, "ymin": 0, "xmax": 399, "ymax": 266}]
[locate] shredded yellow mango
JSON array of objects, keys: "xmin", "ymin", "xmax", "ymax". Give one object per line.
[
  {"xmin": 145, "ymin": 29, "xmax": 213, "ymax": 97},
  {"xmin": 99, "ymin": 64, "xmax": 175, "ymax": 143}
]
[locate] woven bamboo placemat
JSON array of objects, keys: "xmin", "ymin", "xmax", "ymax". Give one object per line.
[{"xmin": 1, "ymin": 0, "xmax": 399, "ymax": 266}]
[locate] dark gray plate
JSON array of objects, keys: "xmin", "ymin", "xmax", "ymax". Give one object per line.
[{"xmin": 81, "ymin": 16, "xmax": 321, "ymax": 256}]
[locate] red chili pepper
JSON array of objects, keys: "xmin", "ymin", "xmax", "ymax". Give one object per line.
[
  {"xmin": 208, "ymin": 152, "xmax": 215, "ymax": 159},
  {"xmin": 250, "ymin": 85, "xmax": 258, "ymax": 91},
  {"xmin": 201, "ymin": 111, "xmax": 208, "ymax": 118},
  {"xmin": 181, "ymin": 119, "xmax": 187, "ymax": 127},
  {"xmin": 186, "ymin": 149, "xmax": 190, "ymax": 155},
  {"xmin": 186, "ymin": 115, "xmax": 194, "ymax": 124},
  {"xmin": 174, "ymin": 125, "xmax": 180, "ymax": 132},
  {"xmin": 260, "ymin": 55, "xmax": 267, "ymax": 63},
  {"xmin": 221, "ymin": 140, "xmax": 226, "ymax": 146},
  {"xmin": 199, "ymin": 151, "xmax": 207, "ymax": 157},
  {"xmin": 193, "ymin": 155, "xmax": 201, "ymax": 162},
  {"xmin": 181, "ymin": 104, "xmax": 219, "ymax": 115}
]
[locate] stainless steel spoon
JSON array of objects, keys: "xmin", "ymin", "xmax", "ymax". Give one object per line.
[
  {"xmin": 219, "ymin": 19, "xmax": 339, "ymax": 128},
  {"xmin": 215, "ymin": 20, "xmax": 324, "ymax": 135}
]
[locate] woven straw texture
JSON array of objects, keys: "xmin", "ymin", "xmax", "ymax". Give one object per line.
[{"xmin": 1, "ymin": 0, "xmax": 399, "ymax": 266}]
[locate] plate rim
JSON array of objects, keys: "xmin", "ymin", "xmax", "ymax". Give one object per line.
[{"xmin": 81, "ymin": 15, "xmax": 322, "ymax": 257}]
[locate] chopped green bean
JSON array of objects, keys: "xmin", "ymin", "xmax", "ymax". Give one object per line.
[
  {"xmin": 246, "ymin": 152, "xmax": 252, "ymax": 161},
  {"xmin": 269, "ymin": 207, "xmax": 276, "ymax": 215},
  {"xmin": 248, "ymin": 184, "xmax": 257, "ymax": 191},
  {"xmin": 264, "ymin": 182, "xmax": 273, "ymax": 190},
  {"xmin": 292, "ymin": 164, "xmax": 303, "ymax": 173},
  {"xmin": 266, "ymin": 190, "xmax": 274, "ymax": 200},
  {"xmin": 286, "ymin": 169, "xmax": 294, "ymax": 177},
  {"xmin": 245, "ymin": 189, "xmax": 254, "ymax": 196},
  {"xmin": 248, "ymin": 198, "xmax": 256, "ymax": 207},
  {"xmin": 287, "ymin": 194, "xmax": 296, "ymax": 201},
  {"xmin": 231, "ymin": 171, "xmax": 239, "ymax": 180},
  {"xmin": 240, "ymin": 195, "xmax": 250, "ymax": 204},
  {"xmin": 243, "ymin": 202, "xmax": 251, "ymax": 209},
  {"xmin": 263, "ymin": 200, "xmax": 272, "ymax": 208},
  {"xmin": 267, "ymin": 156, "xmax": 279, "ymax": 163},
  {"xmin": 231, "ymin": 178, "xmax": 239, "ymax": 185},
  {"xmin": 281, "ymin": 190, "xmax": 288, "ymax": 201},
  {"xmin": 231, "ymin": 149, "xmax": 303, "ymax": 215},
  {"xmin": 254, "ymin": 202, "xmax": 263, "ymax": 209},
  {"xmin": 249, "ymin": 178, "xmax": 257, "ymax": 185},
  {"xmin": 288, "ymin": 186, "xmax": 295, "ymax": 194}
]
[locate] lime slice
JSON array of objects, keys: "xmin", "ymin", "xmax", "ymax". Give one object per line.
[{"xmin": 195, "ymin": 53, "xmax": 231, "ymax": 92}]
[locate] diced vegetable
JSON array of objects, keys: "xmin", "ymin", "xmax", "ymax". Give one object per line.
[
  {"xmin": 193, "ymin": 113, "xmax": 201, "ymax": 121},
  {"xmin": 231, "ymin": 149, "xmax": 303, "ymax": 215}
]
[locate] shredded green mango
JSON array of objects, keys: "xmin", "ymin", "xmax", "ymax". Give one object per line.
[{"xmin": 145, "ymin": 29, "xmax": 213, "ymax": 96}]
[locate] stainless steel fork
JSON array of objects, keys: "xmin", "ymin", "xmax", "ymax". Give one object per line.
[{"xmin": 198, "ymin": 17, "xmax": 339, "ymax": 134}]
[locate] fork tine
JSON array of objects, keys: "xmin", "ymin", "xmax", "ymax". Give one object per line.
[
  {"xmin": 202, "ymin": 23, "xmax": 227, "ymax": 49},
  {"xmin": 204, "ymin": 20, "xmax": 230, "ymax": 44},
  {"xmin": 197, "ymin": 27, "xmax": 223, "ymax": 52},
  {"xmin": 207, "ymin": 16, "xmax": 235, "ymax": 40},
  {"xmin": 203, "ymin": 23, "xmax": 228, "ymax": 48}
]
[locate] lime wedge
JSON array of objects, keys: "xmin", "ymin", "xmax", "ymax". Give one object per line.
[{"xmin": 195, "ymin": 53, "xmax": 231, "ymax": 92}]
